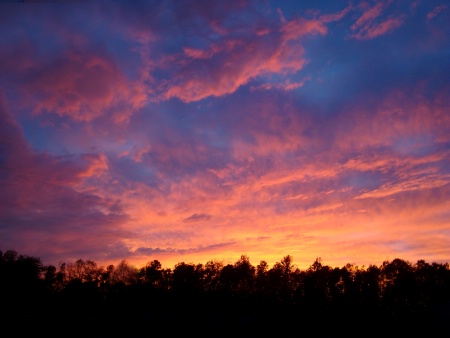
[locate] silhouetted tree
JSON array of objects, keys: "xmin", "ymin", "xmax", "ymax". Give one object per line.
[
  {"xmin": 0, "ymin": 250, "xmax": 48, "ymax": 335},
  {"xmin": 203, "ymin": 260, "xmax": 223, "ymax": 292},
  {"xmin": 270, "ymin": 255, "xmax": 299, "ymax": 297},
  {"xmin": 43, "ymin": 264, "xmax": 57, "ymax": 290},
  {"xmin": 140, "ymin": 259, "xmax": 163, "ymax": 287},
  {"xmin": 66, "ymin": 258, "xmax": 103, "ymax": 285},
  {"xmin": 172, "ymin": 262, "xmax": 203, "ymax": 292},
  {"xmin": 233, "ymin": 255, "xmax": 255, "ymax": 293},
  {"xmin": 303, "ymin": 257, "xmax": 332, "ymax": 320},
  {"xmin": 0, "ymin": 250, "xmax": 44, "ymax": 292},
  {"xmin": 110, "ymin": 260, "xmax": 138, "ymax": 285},
  {"xmin": 358, "ymin": 264, "xmax": 381, "ymax": 308},
  {"xmin": 255, "ymin": 260, "xmax": 269, "ymax": 293},
  {"xmin": 2, "ymin": 249, "xmax": 450, "ymax": 336}
]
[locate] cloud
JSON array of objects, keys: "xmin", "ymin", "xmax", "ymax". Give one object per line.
[
  {"xmin": 24, "ymin": 51, "xmax": 146, "ymax": 122},
  {"xmin": 319, "ymin": 6, "xmax": 352, "ymax": 23},
  {"xmin": 1, "ymin": 1, "xmax": 449, "ymax": 269},
  {"xmin": 351, "ymin": 1, "xmax": 390, "ymax": 30},
  {"xmin": 133, "ymin": 241, "xmax": 237, "ymax": 265},
  {"xmin": 134, "ymin": 247, "xmax": 173, "ymax": 256},
  {"xmin": 0, "ymin": 13, "xmax": 147, "ymax": 123},
  {"xmin": 427, "ymin": 5, "xmax": 448, "ymax": 20},
  {"xmin": 250, "ymin": 77, "xmax": 311, "ymax": 92},
  {"xmin": 0, "ymin": 94, "xmax": 130, "ymax": 264},
  {"xmin": 20, "ymin": 78, "xmax": 446, "ymax": 268},
  {"xmin": 183, "ymin": 213, "xmax": 212, "ymax": 223},
  {"xmin": 158, "ymin": 17, "xmax": 326, "ymax": 102},
  {"xmin": 350, "ymin": 1, "xmax": 405, "ymax": 40},
  {"xmin": 363, "ymin": 16, "xmax": 404, "ymax": 39},
  {"xmin": 136, "ymin": 241, "xmax": 236, "ymax": 256},
  {"xmin": 355, "ymin": 180, "xmax": 450, "ymax": 200},
  {"xmin": 77, "ymin": 153, "xmax": 109, "ymax": 179}
]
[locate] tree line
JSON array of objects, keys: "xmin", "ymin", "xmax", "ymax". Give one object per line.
[{"xmin": 1, "ymin": 249, "xmax": 449, "ymax": 337}]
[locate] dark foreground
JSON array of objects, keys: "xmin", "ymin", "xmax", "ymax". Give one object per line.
[{"xmin": 1, "ymin": 250, "xmax": 449, "ymax": 337}]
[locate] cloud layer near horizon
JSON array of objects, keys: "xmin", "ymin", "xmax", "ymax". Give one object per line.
[{"xmin": 1, "ymin": 0, "xmax": 449, "ymax": 269}]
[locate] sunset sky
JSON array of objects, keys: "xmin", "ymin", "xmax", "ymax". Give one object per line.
[{"xmin": 1, "ymin": 0, "xmax": 449, "ymax": 270}]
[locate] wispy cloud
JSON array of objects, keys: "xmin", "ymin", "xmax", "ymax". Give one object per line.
[
  {"xmin": 427, "ymin": 5, "xmax": 448, "ymax": 20},
  {"xmin": 183, "ymin": 213, "xmax": 212, "ymax": 223},
  {"xmin": 157, "ymin": 17, "xmax": 326, "ymax": 102},
  {"xmin": 350, "ymin": 1, "xmax": 405, "ymax": 40}
]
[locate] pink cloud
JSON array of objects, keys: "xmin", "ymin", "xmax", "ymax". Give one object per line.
[
  {"xmin": 30, "ymin": 51, "xmax": 146, "ymax": 122},
  {"xmin": 160, "ymin": 18, "xmax": 326, "ymax": 102},
  {"xmin": 2, "ymin": 2, "xmax": 449, "ymax": 270},
  {"xmin": 319, "ymin": 6, "xmax": 352, "ymax": 23},
  {"xmin": 0, "ymin": 93, "xmax": 129, "ymax": 263},
  {"xmin": 350, "ymin": 0, "xmax": 405, "ymax": 40},
  {"xmin": 355, "ymin": 176, "xmax": 450, "ymax": 200},
  {"xmin": 341, "ymin": 150, "xmax": 450, "ymax": 202},
  {"xmin": 1, "ymin": 45, "xmax": 146, "ymax": 122},
  {"xmin": 183, "ymin": 44, "xmax": 227, "ymax": 60},
  {"xmin": 139, "ymin": 167, "xmax": 449, "ymax": 268},
  {"xmin": 427, "ymin": 5, "xmax": 448, "ymax": 20},
  {"xmin": 351, "ymin": 1, "xmax": 389, "ymax": 31},
  {"xmin": 74, "ymin": 105, "xmax": 450, "ymax": 269},
  {"xmin": 362, "ymin": 16, "xmax": 404, "ymax": 39},
  {"xmin": 16, "ymin": 80, "xmax": 445, "ymax": 268},
  {"xmin": 332, "ymin": 84, "xmax": 450, "ymax": 153},
  {"xmin": 77, "ymin": 153, "xmax": 109, "ymax": 179},
  {"xmin": 280, "ymin": 18, "xmax": 327, "ymax": 41}
]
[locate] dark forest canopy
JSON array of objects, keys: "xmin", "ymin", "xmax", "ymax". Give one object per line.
[{"xmin": 1, "ymin": 249, "xmax": 450, "ymax": 337}]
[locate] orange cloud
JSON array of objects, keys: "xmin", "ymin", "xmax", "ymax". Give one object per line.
[
  {"xmin": 2, "ymin": 2, "xmax": 449, "ymax": 270},
  {"xmin": 77, "ymin": 153, "xmax": 109, "ymax": 179},
  {"xmin": 105, "ymin": 83, "xmax": 450, "ymax": 269}
]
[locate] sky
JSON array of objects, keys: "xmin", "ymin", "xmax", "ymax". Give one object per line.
[{"xmin": 0, "ymin": 0, "xmax": 449, "ymax": 270}]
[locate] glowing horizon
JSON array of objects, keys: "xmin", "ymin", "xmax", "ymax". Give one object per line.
[{"xmin": 1, "ymin": 0, "xmax": 449, "ymax": 270}]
